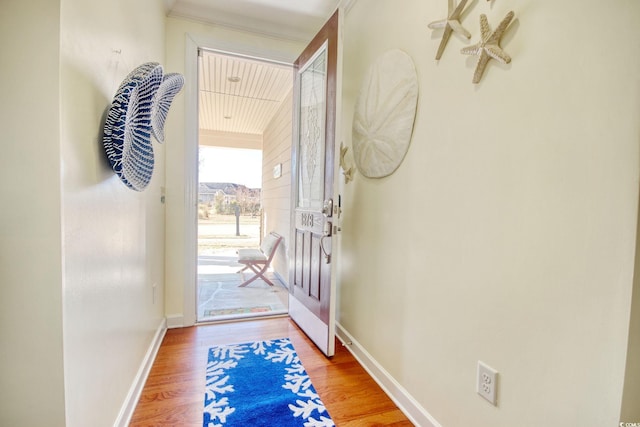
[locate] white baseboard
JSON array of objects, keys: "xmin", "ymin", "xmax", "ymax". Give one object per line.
[
  {"xmin": 335, "ymin": 323, "xmax": 442, "ymax": 427},
  {"xmin": 166, "ymin": 314, "xmax": 185, "ymax": 329},
  {"xmin": 114, "ymin": 318, "xmax": 167, "ymax": 427}
]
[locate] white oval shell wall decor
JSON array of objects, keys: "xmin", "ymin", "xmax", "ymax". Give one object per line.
[
  {"xmin": 103, "ymin": 62, "xmax": 184, "ymax": 191},
  {"xmin": 352, "ymin": 49, "xmax": 419, "ymax": 178}
]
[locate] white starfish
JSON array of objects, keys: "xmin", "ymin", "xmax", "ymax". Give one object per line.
[
  {"xmin": 461, "ymin": 11, "xmax": 515, "ymax": 84},
  {"xmin": 428, "ymin": 0, "xmax": 472, "ymax": 60}
]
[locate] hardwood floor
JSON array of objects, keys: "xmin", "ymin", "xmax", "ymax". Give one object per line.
[{"xmin": 130, "ymin": 316, "xmax": 413, "ymax": 426}]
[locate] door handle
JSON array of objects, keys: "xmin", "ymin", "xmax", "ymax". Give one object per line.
[
  {"xmin": 321, "ymin": 221, "xmax": 332, "ymax": 263},
  {"xmin": 322, "ymin": 199, "xmax": 333, "ymax": 217},
  {"xmin": 323, "ymin": 221, "xmax": 332, "ymax": 237}
]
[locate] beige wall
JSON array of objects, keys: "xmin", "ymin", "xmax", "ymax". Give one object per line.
[
  {"xmin": 0, "ymin": 0, "xmax": 166, "ymax": 426},
  {"xmin": 0, "ymin": 1, "xmax": 66, "ymax": 425},
  {"xmin": 339, "ymin": 1, "xmax": 640, "ymax": 426},
  {"xmin": 164, "ymin": 16, "xmax": 305, "ymax": 322},
  {"xmin": 59, "ymin": 0, "xmax": 167, "ymax": 424},
  {"xmin": 59, "ymin": 0, "xmax": 167, "ymax": 425},
  {"xmin": 262, "ymin": 90, "xmax": 294, "ymax": 281},
  {"xmin": 622, "ymin": 197, "xmax": 640, "ymax": 419}
]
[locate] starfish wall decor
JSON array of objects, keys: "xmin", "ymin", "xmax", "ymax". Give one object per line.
[
  {"xmin": 339, "ymin": 142, "xmax": 355, "ymax": 184},
  {"xmin": 428, "ymin": 0, "xmax": 471, "ymax": 60},
  {"xmin": 461, "ymin": 11, "xmax": 515, "ymax": 84}
]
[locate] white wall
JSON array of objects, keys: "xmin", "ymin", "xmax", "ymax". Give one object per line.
[
  {"xmin": 164, "ymin": 16, "xmax": 305, "ymax": 323},
  {"xmin": 262, "ymin": 90, "xmax": 294, "ymax": 280},
  {"xmin": 59, "ymin": 0, "xmax": 167, "ymax": 426},
  {"xmin": 0, "ymin": 1, "xmax": 66, "ymax": 425},
  {"xmin": 339, "ymin": 1, "xmax": 640, "ymax": 426}
]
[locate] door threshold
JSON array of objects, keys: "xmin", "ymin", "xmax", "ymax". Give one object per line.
[{"xmin": 196, "ymin": 312, "xmax": 289, "ymax": 326}]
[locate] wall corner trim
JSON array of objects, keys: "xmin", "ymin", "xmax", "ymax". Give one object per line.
[
  {"xmin": 335, "ymin": 323, "xmax": 443, "ymax": 427},
  {"xmin": 340, "ymin": 0, "xmax": 359, "ymax": 14},
  {"xmin": 166, "ymin": 314, "xmax": 186, "ymax": 329},
  {"xmin": 114, "ymin": 317, "xmax": 167, "ymax": 427}
]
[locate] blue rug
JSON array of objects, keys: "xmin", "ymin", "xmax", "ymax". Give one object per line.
[{"xmin": 204, "ymin": 338, "xmax": 335, "ymax": 427}]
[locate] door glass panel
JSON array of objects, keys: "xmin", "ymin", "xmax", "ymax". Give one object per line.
[{"xmin": 297, "ymin": 44, "xmax": 327, "ymax": 210}]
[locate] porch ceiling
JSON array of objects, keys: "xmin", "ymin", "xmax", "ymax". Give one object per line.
[
  {"xmin": 198, "ymin": 50, "xmax": 293, "ymax": 135},
  {"xmin": 167, "ymin": 0, "xmax": 339, "ymax": 138}
]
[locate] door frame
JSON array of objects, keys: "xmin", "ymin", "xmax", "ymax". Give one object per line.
[{"xmin": 181, "ymin": 33, "xmax": 304, "ymax": 326}]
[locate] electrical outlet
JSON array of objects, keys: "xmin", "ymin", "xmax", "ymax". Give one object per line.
[
  {"xmin": 477, "ymin": 361, "xmax": 498, "ymax": 405},
  {"xmin": 152, "ymin": 283, "xmax": 157, "ymax": 304}
]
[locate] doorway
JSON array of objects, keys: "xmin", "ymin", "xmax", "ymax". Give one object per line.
[{"xmin": 195, "ymin": 49, "xmax": 294, "ymax": 322}]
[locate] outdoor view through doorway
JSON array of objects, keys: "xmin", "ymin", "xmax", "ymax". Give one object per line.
[{"xmin": 197, "ymin": 147, "xmax": 288, "ymax": 322}]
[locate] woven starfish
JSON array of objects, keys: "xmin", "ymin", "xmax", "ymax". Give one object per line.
[
  {"xmin": 461, "ymin": 11, "xmax": 515, "ymax": 84},
  {"xmin": 428, "ymin": 0, "xmax": 472, "ymax": 60}
]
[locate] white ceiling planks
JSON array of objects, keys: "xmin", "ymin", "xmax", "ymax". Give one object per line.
[
  {"xmin": 168, "ymin": 0, "xmax": 341, "ymax": 138},
  {"xmin": 198, "ymin": 51, "xmax": 293, "ymax": 135}
]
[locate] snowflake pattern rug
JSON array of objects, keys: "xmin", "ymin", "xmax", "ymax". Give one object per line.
[{"xmin": 204, "ymin": 338, "xmax": 335, "ymax": 427}]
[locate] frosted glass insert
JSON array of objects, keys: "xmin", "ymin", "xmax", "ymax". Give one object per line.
[{"xmin": 297, "ymin": 46, "xmax": 327, "ymax": 210}]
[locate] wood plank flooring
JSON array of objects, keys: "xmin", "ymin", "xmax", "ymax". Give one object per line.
[{"xmin": 130, "ymin": 316, "xmax": 413, "ymax": 426}]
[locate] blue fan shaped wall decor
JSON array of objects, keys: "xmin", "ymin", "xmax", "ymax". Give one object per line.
[
  {"xmin": 103, "ymin": 62, "xmax": 184, "ymax": 191},
  {"xmin": 151, "ymin": 73, "xmax": 185, "ymax": 143}
]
